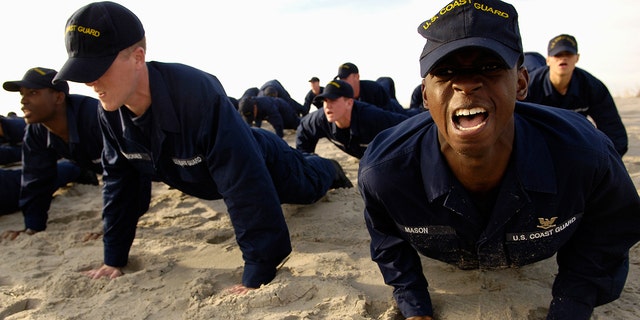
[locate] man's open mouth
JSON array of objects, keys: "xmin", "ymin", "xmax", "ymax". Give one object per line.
[{"xmin": 453, "ymin": 107, "xmax": 488, "ymax": 131}]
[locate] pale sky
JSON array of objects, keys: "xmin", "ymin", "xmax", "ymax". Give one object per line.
[{"xmin": 1, "ymin": 0, "xmax": 639, "ymax": 116}]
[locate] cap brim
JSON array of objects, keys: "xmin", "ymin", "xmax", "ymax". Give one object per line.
[
  {"xmin": 53, "ymin": 54, "xmax": 117, "ymax": 84},
  {"xmin": 548, "ymin": 45, "xmax": 577, "ymax": 57},
  {"xmin": 313, "ymin": 93, "xmax": 342, "ymax": 103},
  {"xmin": 420, "ymin": 38, "xmax": 521, "ymax": 77},
  {"xmin": 2, "ymin": 80, "xmax": 47, "ymax": 92}
]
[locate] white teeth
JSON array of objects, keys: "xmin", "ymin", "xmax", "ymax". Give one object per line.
[{"xmin": 455, "ymin": 107, "xmax": 486, "ymax": 116}]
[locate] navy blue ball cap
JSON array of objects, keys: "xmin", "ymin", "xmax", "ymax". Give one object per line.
[
  {"xmin": 335, "ymin": 62, "xmax": 359, "ymax": 80},
  {"xmin": 3, "ymin": 67, "xmax": 69, "ymax": 95},
  {"xmin": 54, "ymin": 1, "xmax": 145, "ymax": 84},
  {"xmin": 417, "ymin": 0, "xmax": 523, "ymax": 77},
  {"xmin": 547, "ymin": 34, "xmax": 578, "ymax": 56},
  {"xmin": 313, "ymin": 80, "xmax": 353, "ymax": 104}
]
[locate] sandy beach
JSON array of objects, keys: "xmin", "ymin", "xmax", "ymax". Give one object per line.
[{"xmin": 1, "ymin": 97, "xmax": 639, "ymax": 320}]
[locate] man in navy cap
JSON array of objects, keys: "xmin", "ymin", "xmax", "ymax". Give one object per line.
[
  {"xmin": 1, "ymin": 67, "xmax": 102, "ymax": 239},
  {"xmin": 334, "ymin": 62, "xmax": 404, "ymax": 114},
  {"xmin": 296, "ymin": 79, "xmax": 408, "ymax": 160},
  {"xmin": 302, "ymin": 76, "xmax": 324, "ymax": 113},
  {"xmin": 526, "ymin": 34, "xmax": 628, "ymax": 156},
  {"xmin": 53, "ymin": 1, "xmax": 351, "ymax": 292},
  {"xmin": 358, "ymin": 1, "xmax": 640, "ymax": 319}
]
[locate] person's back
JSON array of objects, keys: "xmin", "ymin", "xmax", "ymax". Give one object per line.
[
  {"xmin": 240, "ymin": 96, "xmax": 299, "ymax": 137},
  {"xmin": 358, "ymin": 79, "xmax": 396, "ymax": 111},
  {"xmin": 241, "ymin": 87, "xmax": 259, "ymax": 100},
  {"xmin": 375, "ymin": 76, "xmax": 411, "ymax": 115},
  {"xmin": 525, "ymin": 34, "xmax": 628, "ymax": 156},
  {"xmin": 271, "ymin": 97, "xmax": 300, "ymax": 130},
  {"xmin": 375, "ymin": 77, "xmax": 397, "ymax": 100},
  {"xmin": 523, "ymin": 51, "xmax": 546, "ymax": 74},
  {"xmin": 259, "ymin": 79, "xmax": 307, "ymax": 117}
]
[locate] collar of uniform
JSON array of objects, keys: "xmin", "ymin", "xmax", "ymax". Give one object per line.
[
  {"xmin": 419, "ymin": 106, "xmax": 557, "ymax": 203},
  {"xmin": 327, "ymin": 106, "xmax": 359, "ymax": 138},
  {"xmin": 540, "ymin": 66, "xmax": 583, "ymax": 99}
]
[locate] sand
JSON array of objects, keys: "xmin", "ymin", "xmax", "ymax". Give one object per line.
[{"xmin": 1, "ymin": 97, "xmax": 639, "ymax": 320}]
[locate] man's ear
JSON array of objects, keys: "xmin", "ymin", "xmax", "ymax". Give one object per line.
[
  {"xmin": 421, "ymin": 81, "xmax": 428, "ymax": 110},
  {"xmin": 346, "ymin": 97, "xmax": 355, "ymax": 108},
  {"xmin": 55, "ymin": 91, "xmax": 67, "ymax": 105},
  {"xmin": 516, "ymin": 66, "xmax": 529, "ymax": 101},
  {"xmin": 134, "ymin": 46, "xmax": 146, "ymax": 65}
]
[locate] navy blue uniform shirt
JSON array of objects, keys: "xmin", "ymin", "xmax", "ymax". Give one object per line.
[
  {"xmin": 0, "ymin": 116, "xmax": 27, "ymax": 164},
  {"xmin": 1, "ymin": 161, "xmax": 81, "ymax": 215},
  {"xmin": 358, "ymin": 102, "xmax": 640, "ymax": 319},
  {"xmin": 21, "ymin": 94, "xmax": 102, "ymax": 231},
  {"xmin": 526, "ymin": 66, "xmax": 628, "ymax": 156},
  {"xmin": 251, "ymin": 96, "xmax": 300, "ymax": 137},
  {"xmin": 358, "ymin": 80, "xmax": 395, "ymax": 112},
  {"xmin": 0, "ymin": 116, "xmax": 26, "ymax": 145},
  {"xmin": 99, "ymin": 62, "xmax": 292, "ymax": 288},
  {"xmin": 296, "ymin": 101, "xmax": 408, "ymax": 159},
  {"xmin": 359, "ymin": 79, "xmax": 419, "ymax": 116},
  {"xmin": 303, "ymin": 87, "xmax": 324, "ymax": 112}
]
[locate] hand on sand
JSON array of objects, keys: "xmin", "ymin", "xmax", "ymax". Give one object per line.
[
  {"xmin": 225, "ymin": 284, "xmax": 256, "ymax": 295},
  {"xmin": 83, "ymin": 264, "xmax": 123, "ymax": 279},
  {"xmin": 1, "ymin": 228, "xmax": 37, "ymax": 240},
  {"xmin": 82, "ymin": 231, "xmax": 103, "ymax": 242}
]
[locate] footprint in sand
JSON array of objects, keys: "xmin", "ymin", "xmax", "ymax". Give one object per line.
[{"xmin": 0, "ymin": 299, "xmax": 42, "ymax": 319}]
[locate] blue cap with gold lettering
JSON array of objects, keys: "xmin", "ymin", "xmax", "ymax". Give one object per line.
[
  {"xmin": 313, "ymin": 80, "xmax": 354, "ymax": 104},
  {"xmin": 3, "ymin": 67, "xmax": 69, "ymax": 95},
  {"xmin": 417, "ymin": 0, "xmax": 523, "ymax": 77},
  {"xmin": 547, "ymin": 34, "xmax": 578, "ymax": 56},
  {"xmin": 53, "ymin": 1, "xmax": 145, "ymax": 84}
]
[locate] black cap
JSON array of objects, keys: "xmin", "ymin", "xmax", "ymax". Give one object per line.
[
  {"xmin": 3, "ymin": 67, "xmax": 69, "ymax": 95},
  {"xmin": 547, "ymin": 34, "xmax": 578, "ymax": 56},
  {"xmin": 417, "ymin": 0, "xmax": 523, "ymax": 77},
  {"xmin": 54, "ymin": 1, "xmax": 145, "ymax": 84},
  {"xmin": 335, "ymin": 62, "xmax": 359, "ymax": 79},
  {"xmin": 308, "ymin": 77, "xmax": 320, "ymax": 83},
  {"xmin": 313, "ymin": 80, "xmax": 353, "ymax": 104}
]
